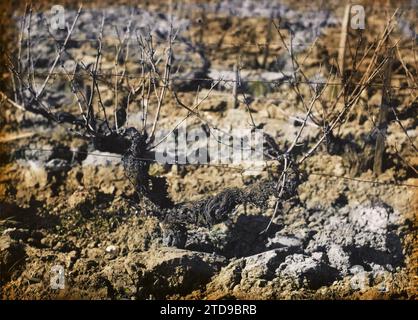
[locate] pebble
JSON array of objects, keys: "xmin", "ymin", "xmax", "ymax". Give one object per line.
[{"xmin": 105, "ymin": 245, "xmax": 119, "ymax": 259}]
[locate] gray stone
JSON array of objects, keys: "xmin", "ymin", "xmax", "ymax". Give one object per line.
[
  {"xmin": 327, "ymin": 245, "xmax": 351, "ymax": 275},
  {"xmin": 241, "ymin": 248, "xmax": 291, "ymax": 280},
  {"xmin": 276, "ymin": 253, "xmax": 339, "ymax": 289},
  {"xmin": 305, "ymin": 204, "xmax": 404, "ymax": 269},
  {"xmin": 266, "ymin": 234, "xmax": 303, "ymax": 250}
]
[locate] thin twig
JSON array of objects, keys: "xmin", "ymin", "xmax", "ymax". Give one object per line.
[{"xmin": 35, "ymin": 5, "xmax": 82, "ymax": 99}]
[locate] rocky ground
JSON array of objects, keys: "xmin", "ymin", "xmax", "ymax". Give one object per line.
[{"xmin": 0, "ymin": 0, "xmax": 417, "ymax": 299}]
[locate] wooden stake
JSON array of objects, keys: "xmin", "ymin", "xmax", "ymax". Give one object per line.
[
  {"xmin": 338, "ymin": 4, "xmax": 351, "ymax": 79},
  {"xmin": 373, "ymin": 47, "xmax": 394, "ymax": 176},
  {"xmin": 329, "ymin": 4, "xmax": 350, "ymax": 101},
  {"xmin": 233, "ymin": 63, "xmax": 239, "ymax": 109},
  {"xmin": 261, "ymin": 10, "xmax": 274, "ymax": 69}
]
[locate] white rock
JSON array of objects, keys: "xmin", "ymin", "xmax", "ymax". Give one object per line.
[{"xmin": 105, "ymin": 245, "xmax": 119, "ymax": 259}]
